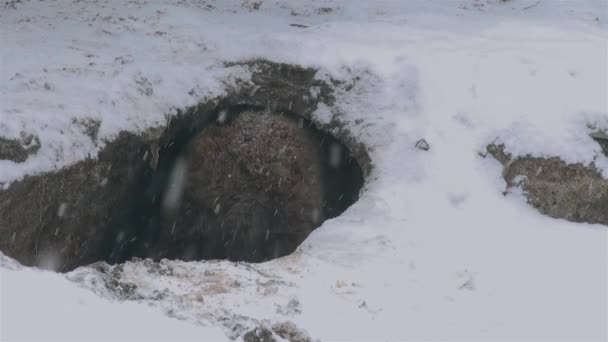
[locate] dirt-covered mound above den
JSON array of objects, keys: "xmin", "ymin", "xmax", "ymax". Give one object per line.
[
  {"xmin": 157, "ymin": 110, "xmax": 325, "ymax": 262},
  {"xmin": 486, "ymin": 143, "xmax": 608, "ymax": 226}
]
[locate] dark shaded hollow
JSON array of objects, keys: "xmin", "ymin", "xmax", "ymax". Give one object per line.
[
  {"xmin": 0, "ymin": 60, "xmax": 372, "ymax": 272},
  {"xmin": 0, "ymin": 106, "xmax": 365, "ymax": 272},
  {"xmin": 104, "ymin": 107, "xmax": 364, "ymax": 265}
]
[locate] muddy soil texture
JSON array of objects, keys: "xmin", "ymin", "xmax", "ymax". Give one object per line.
[{"xmin": 487, "ymin": 138, "xmax": 608, "ymax": 226}]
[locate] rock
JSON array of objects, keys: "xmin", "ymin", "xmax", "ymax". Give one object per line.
[
  {"xmin": 414, "ymin": 138, "xmax": 429, "ymax": 151},
  {"xmin": 487, "ymin": 144, "xmax": 608, "ymax": 226}
]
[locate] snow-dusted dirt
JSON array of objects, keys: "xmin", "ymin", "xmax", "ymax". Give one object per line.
[{"xmin": 1, "ymin": 0, "xmax": 607, "ymax": 340}]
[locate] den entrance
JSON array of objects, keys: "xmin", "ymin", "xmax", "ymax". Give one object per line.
[{"xmin": 0, "ymin": 108, "xmax": 365, "ymax": 272}]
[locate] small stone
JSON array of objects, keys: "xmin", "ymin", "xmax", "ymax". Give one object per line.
[{"xmin": 415, "ymin": 138, "xmax": 430, "ymax": 151}]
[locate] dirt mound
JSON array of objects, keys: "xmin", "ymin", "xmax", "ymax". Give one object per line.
[
  {"xmin": 487, "ymin": 142, "xmax": 608, "ymax": 226},
  {"xmin": 156, "ymin": 110, "xmax": 325, "ymax": 261}
]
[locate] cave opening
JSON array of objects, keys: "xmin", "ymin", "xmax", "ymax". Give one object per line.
[
  {"xmin": 0, "ymin": 105, "xmax": 366, "ymax": 272},
  {"xmin": 103, "ymin": 107, "xmax": 365, "ymax": 265}
]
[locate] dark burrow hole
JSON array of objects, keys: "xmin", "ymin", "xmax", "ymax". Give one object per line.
[
  {"xmin": 0, "ymin": 105, "xmax": 365, "ymax": 272},
  {"xmin": 105, "ymin": 107, "xmax": 364, "ymax": 265}
]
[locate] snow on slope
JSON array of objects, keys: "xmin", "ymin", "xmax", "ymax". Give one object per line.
[
  {"xmin": 0, "ymin": 255, "xmax": 226, "ymax": 340},
  {"xmin": 1, "ymin": 0, "xmax": 607, "ymax": 340}
]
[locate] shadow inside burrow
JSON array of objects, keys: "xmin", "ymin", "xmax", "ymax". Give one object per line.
[
  {"xmin": 0, "ymin": 60, "xmax": 372, "ymax": 272},
  {"xmin": 102, "ymin": 106, "xmax": 365, "ymax": 265},
  {"xmin": 0, "ymin": 105, "xmax": 366, "ymax": 272}
]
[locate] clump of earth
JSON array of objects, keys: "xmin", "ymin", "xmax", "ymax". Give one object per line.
[{"xmin": 486, "ymin": 137, "xmax": 608, "ymax": 226}]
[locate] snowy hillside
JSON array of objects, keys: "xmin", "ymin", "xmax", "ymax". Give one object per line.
[{"xmin": 1, "ymin": 0, "xmax": 607, "ymax": 341}]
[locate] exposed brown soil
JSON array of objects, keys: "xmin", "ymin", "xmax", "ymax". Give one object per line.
[
  {"xmin": 0, "ymin": 60, "xmax": 369, "ymax": 272},
  {"xmin": 157, "ymin": 110, "xmax": 325, "ymax": 262},
  {"xmin": 487, "ymin": 142, "xmax": 608, "ymax": 226},
  {"xmin": 0, "ymin": 132, "xmax": 147, "ymax": 270}
]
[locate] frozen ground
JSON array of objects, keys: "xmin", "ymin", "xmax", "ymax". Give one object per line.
[{"xmin": 1, "ymin": 0, "xmax": 607, "ymax": 340}]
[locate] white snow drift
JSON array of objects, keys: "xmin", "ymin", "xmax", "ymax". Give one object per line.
[{"xmin": 1, "ymin": 0, "xmax": 607, "ymax": 340}]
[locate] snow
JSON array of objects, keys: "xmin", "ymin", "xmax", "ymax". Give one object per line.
[
  {"xmin": 1, "ymin": 0, "xmax": 607, "ymax": 340},
  {"xmin": 0, "ymin": 260, "xmax": 226, "ymax": 340}
]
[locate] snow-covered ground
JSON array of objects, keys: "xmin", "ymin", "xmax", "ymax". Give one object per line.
[{"xmin": 1, "ymin": 0, "xmax": 607, "ymax": 340}]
